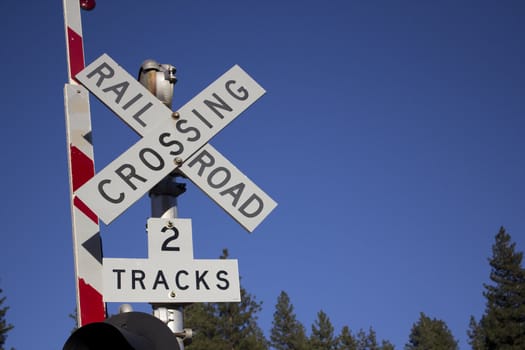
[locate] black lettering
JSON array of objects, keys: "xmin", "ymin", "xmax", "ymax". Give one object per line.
[
  {"xmin": 225, "ymin": 80, "xmax": 249, "ymax": 101},
  {"xmin": 132, "ymin": 270, "xmax": 146, "ymax": 290},
  {"xmin": 220, "ymin": 182, "xmax": 246, "ymax": 207},
  {"xmin": 115, "ymin": 164, "xmax": 147, "ymax": 190},
  {"xmin": 139, "ymin": 148, "xmax": 164, "ymax": 171},
  {"xmin": 102, "ymin": 81, "xmax": 129, "ymax": 104},
  {"xmin": 196, "ymin": 270, "xmax": 210, "ymax": 290},
  {"xmin": 112, "ymin": 269, "xmax": 126, "ymax": 289},
  {"xmin": 216, "ymin": 270, "xmax": 230, "ymax": 290},
  {"xmin": 161, "ymin": 226, "xmax": 180, "ymax": 251},
  {"xmin": 187, "ymin": 149, "xmax": 214, "ymax": 176},
  {"xmin": 176, "ymin": 119, "xmax": 200, "ymax": 142},
  {"xmin": 192, "ymin": 109, "xmax": 213, "ymax": 129},
  {"xmin": 152, "ymin": 270, "xmax": 169, "ymax": 290},
  {"xmin": 239, "ymin": 194, "xmax": 264, "ymax": 218},
  {"xmin": 86, "ymin": 62, "xmax": 114, "ymax": 87},
  {"xmin": 159, "ymin": 132, "xmax": 183, "ymax": 156},
  {"xmin": 204, "ymin": 93, "xmax": 232, "ymax": 119},
  {"xmin": 98, "ymin": 179, "xmax": 125, "ymax": 204},
  {"xmin": 175, "ymin": 270, "xmax": 189, "ymax": 290},
  {"xmin": 207, "ymin": 167, "xmax": 231, "ymax": 189},
  {"xmin": 132, "ymin": 102, "xmax": 153, "ymax": 127}
]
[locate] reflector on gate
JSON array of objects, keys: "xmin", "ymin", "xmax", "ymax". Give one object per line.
[{"xmin": 80, "ymin": 0, "xmax": 96, "ymax": 11}]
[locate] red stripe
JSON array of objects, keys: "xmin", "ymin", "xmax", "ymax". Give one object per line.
[
  {"xmin": 67, "ymin": 27, "xmax": 85, "ymax": 82},
  {"xmin": 70, "ymin": 145, "xmax": 98, "ymax": 223},
  {"xmin": 70, "ymin": 145, "xmax": 95, "ymax": 191},
  {"xmin": 74, "ymin": 196, "xmax": 99, "ymax": 224},
  {"xmin": 78, "ymin": 278, "xmax": 105, "ymax": 325}
]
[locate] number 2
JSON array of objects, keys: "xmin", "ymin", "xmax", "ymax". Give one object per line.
[{"xmin": 161, "ymin": 226, "xmax": 180, "ymax": 251}]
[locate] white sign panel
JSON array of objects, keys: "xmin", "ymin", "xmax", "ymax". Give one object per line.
[
  {"xmin": 180, "ymin": 144, "xmax": 277, "ymax": 232},
  {"xmin": 103, "ymin": 218, "xmax": 241, "ymax": 303},
  {"xmin": 76, "ymin": 54, "xmax": 265, "ymax": 138},
  {"xmin": 75, "ymin": 55, "xmax": 266, "ymax": 225},
  {"xmin": 76, "ymin": 54, "xmax": 172, "ymax": 134}
]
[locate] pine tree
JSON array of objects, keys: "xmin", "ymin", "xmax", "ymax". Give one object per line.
[
  {"xmin": 270, "ymin": 291, "xmax": 309, "ymax": 350},
  {"xmin": 184, "ymin": 302, "xmax": 221, "ymax": 349},
  {"xmin": 468, "ymin": 227, "xmax": 525, "ymax": 349},
  {"xmin": 184, "ymin": 249, "xmax": 268, "ymax": 350},
  {"xmin": 405, "ymin": 312, "xmax": 458, "ymax": 350},
  {"xmin": 185, "ymin": 289, "xmax": 268, "ymax": 350},
  {"xmin": 357, "ymin": 328, "xmax": 378, "ymax": 350},
  {"xmin": 215, "ymin": 287, "xmax": 268, "ymax": 350},
  {"xmin": 380, "ymin": 340, "xmax": 395, "ymax": 350},
  {"xmin": 354, "ymin": 327, "xmax": 394, "ymax": 350},
  {"xmin": 310, "ymin": 310, "xmax": 337, "ymax": 350},
  {"xmin": 467, "ymin": 316, "xmax": 484, "ymax": 350},
  {"xmin": 0, "ymin": 288, "xmax": 14, "ymax": 350},
  {"xmin": 336, "ymin": 326, "xmax": 357, "ymax": 350}
]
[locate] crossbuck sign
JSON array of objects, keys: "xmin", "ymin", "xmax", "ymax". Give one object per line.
[{"xmin": 75, "ymin": 54, "xmax": 277, "ymax": 232}]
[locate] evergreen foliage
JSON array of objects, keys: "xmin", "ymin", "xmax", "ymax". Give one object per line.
[
  {"xmin": 336, "ymin": 325, "xmax": 358, "ymax": 350},
  {"xmin": 354, "ymin": 327, "xmax": 394, "ymax": 350},
  {"xmin": 185, "ymin": 287, "xmax": 268, "ymax": 350},
  {"xmin": 0, "ymin": 288, "xmax": 13, "ymax": 350},
  {"xmin": 356, "ymin": 328, "xmax": 378, "ymax": 350},
  {"xmin": 468, "ymin": 227, "xmax": 525, "ymax": 349},
  {"xmin": 380, "ymin": 340, "xmax": 396, "ymax": 350},
  {"xmin": 467, "ymin": 316, "xmax": 484, "ymax": 350},
  {"xmin": 310, "ymin": 310, "xmax": 337, "ymax": 350},
  {"xmin": 270, "ymin": 291, "xmax": 309, "ymax": 350},
  {"xmin": 405, "ymin": 312, "xmax": 458, "ymax": 350},
  {"xmin": 334, "ymin": 326, "xmax": 393, "ymax": 350},
  {"xmin": 184, "ymin": 302, "xmax": 218, "ymax": 349},
  {"xmin": 184, "ymin": 249, "xmax": 268, "ymax": 350}
]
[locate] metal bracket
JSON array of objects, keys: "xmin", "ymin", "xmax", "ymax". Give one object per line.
[
  {"xmin": 152, "ymin": 304, "xmax": 193, "ymax": 345},
  {"xmin": 174, "ymin": 328, "xmax": 193, "ymax": 346},
  {"xmin": 149, "ymin": 177, "xmax": 186, "ymax": 197}
]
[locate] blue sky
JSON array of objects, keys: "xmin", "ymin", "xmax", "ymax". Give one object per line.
[{"xmin": 1, "ymin": 1, "xmax": 524, "ymax": 349}]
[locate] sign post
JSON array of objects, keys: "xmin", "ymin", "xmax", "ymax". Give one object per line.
[
  {"xmin": 138, "ymin": 61, "xmax": 188, "ymax": 349},
  {"xmin": 148, "ymin": 179, "xmax": 190, "ymax": 350}
]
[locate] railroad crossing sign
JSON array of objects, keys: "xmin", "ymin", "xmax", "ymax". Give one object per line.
[
  {"xmin": 75, "ymin": 54, "xmax": 277, "ymax": 232},
  {"xmin": 103, "ymin": 218, "xmax": 240, "ymax": 303}
]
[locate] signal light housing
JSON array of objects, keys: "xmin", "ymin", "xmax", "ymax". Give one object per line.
[
  {"xmin": 138, "ymin": 59, "xmax": 177, "ymax": 108},
  {"xmin": 63, "ymin": 312, "xmax": 181, "ymax": 350}
]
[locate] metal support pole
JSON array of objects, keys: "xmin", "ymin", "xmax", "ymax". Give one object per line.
[
  {"xmin": 138, "ymin": 60, "xmax": 189, "ymax": 349},
  {"xmin": 150, "ymin": 175, "xmax": 187, "ymax": 350}
]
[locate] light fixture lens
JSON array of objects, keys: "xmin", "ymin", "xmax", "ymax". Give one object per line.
[{"xmin": 80, "ymin": 0, "xmax": 96, "ymax": 11}]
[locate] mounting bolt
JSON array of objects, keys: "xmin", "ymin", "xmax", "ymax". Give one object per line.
[
  {"xmin": 174, "ymin": 157, "xmax": 183, "ymax": 165},
  {"xmin": 170, "ymin": 291, "xmax": 177, "ymax": 298},
  {"xmin": 166, "ymin": 221, "xmax": 173, "ymax": 228},
  {"xmin": 172, "ymin": 111, "xmax": 180, "ymax": 119}
]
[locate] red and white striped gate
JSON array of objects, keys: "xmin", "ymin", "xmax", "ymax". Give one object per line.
[{"xmin": 62, "ymin": 0, "xmax": 106, "ymax": 326}]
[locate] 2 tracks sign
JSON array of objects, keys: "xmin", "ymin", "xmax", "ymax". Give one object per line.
[{"xmin": 103, "ymin": 218, "xmax": 241, "ymax": 303}]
